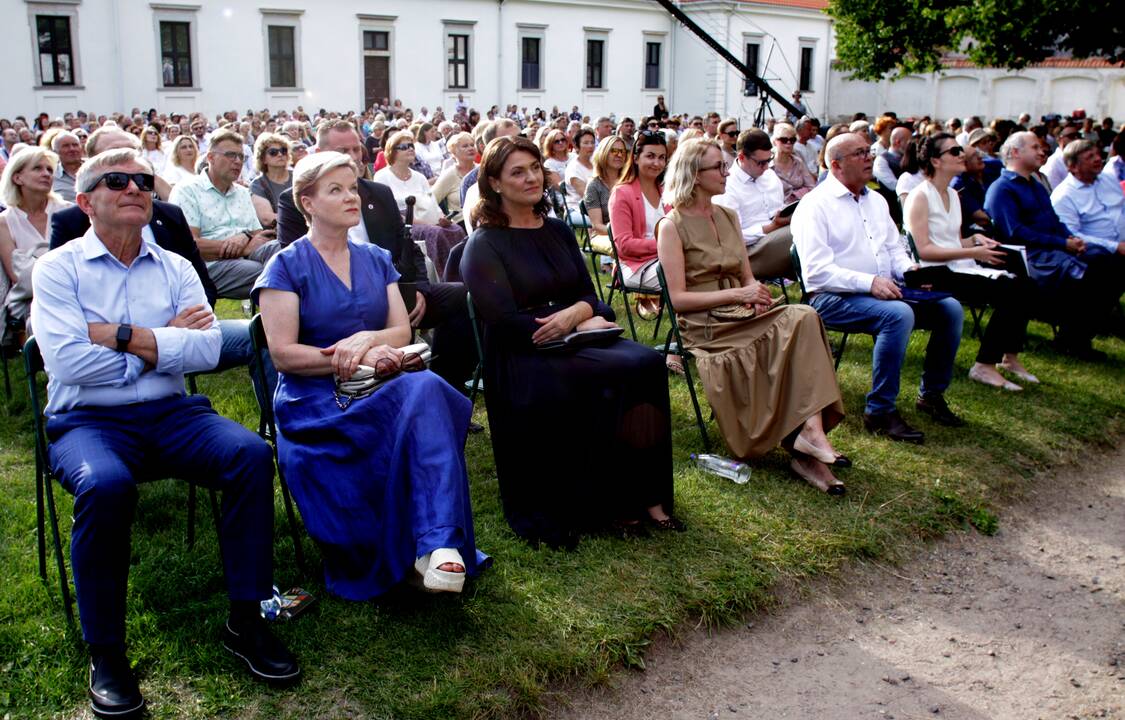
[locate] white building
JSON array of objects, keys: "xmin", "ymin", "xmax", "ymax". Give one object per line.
[{"xmin": 2, "ymin": 0, "xmax": 1121, "ymax": 124}]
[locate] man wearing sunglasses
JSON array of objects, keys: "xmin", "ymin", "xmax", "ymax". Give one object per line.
[
  {"xmin": 714, "ymin": 129, "xmax": 795, "ymax": 280},
  {"xmin": 31, "ymin": 148, "xmax": 300, "ymax": 719},
  {"xmin": 1042, "ymin": 122, "xmax": 1083, "ymax": 190},
  {"xmin": 169, "ymin": 128, "xmax": 279, "ymax": 300}
]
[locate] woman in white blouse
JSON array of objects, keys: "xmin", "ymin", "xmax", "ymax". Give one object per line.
[
  {"xmin": 140, "ymin": 125, "xmax": 167, "ymax": 176},
  {"xmin": 413, "ymin": 122, "xmax": 445, "ymax": 176},
  {"xmin": 563, "ymin": 127, "xmax": 596, "ymax": 225},
  {"xmin": 161, "ymin": 135, "xmax": 200, "ymax": 187},
  {"xmin": 905, "ymin": 132, "xmax": 1038, "ymax": 391}
]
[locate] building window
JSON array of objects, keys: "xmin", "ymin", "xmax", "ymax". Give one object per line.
[
  {"xmin": 364, "ymin": 30, "xmax": 388, "ymax": 51},
  {"xmin": 644, "ymin": 41, "xmax": 662, "ymax": 90},
  {"xmin": 36, "ymin": 15, "xmax": 74, "ymax": 86},
  {"xmin": 160, "ymin": 21, "xmax": 193, "ymax": 87},
  {"xmin": 267, "ymin": 25, "xmax": 296, "ymax": 88},
  {"xmin": 447, "ymin": 33, "xmax": 469, "ymax": 89},
  {"xmin": 521, "ymin": 36, "xmax": 541, "ymax": 90},
  {"xmin": 744, "ymin": 41, "xmax": 760, "ymax": 95},
  {"xmin": 585, "ymin": 39, "xmax": 605, "ymax": 90},
  {"xmin": 799, "ymin": 44, "xmax": 814, "ymax": 92}
]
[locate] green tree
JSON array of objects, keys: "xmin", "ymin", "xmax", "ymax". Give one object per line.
[{"xmin": 827, "ymin": 0, "xmax": 1124, "ymax": 80}]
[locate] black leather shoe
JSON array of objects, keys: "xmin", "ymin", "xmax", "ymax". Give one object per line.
[
  {"xmin": 863, "ymin": 410, "xmax": 925, "ymax": 444},
  {"xmin": 915, "ymin": 393, "xmax": 965, "ymax": 427},
  {"xmin": 222, "ymin": 618, "xmax": 301, "ymax": 685},
  {"xmin": 89, "ymin": 652, "xmax": 144, "ymax": 719}
]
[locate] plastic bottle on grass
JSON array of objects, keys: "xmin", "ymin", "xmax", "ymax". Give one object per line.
[{"xmin": 691, "ymin": 453, "xmax": 751, "ymax": 484}]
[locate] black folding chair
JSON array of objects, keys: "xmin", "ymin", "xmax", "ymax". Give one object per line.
[
  {"xmin": 605, "ymin": 225, "xmax": 665, "ymax": 342},
  {"xmin": 577, "ymin": 201, "xmax": 610, "ymax": 302},
  {"xmin": 789, "ymin": 244, "xmax": 852, "ymax": 371},
  {"xmin": 248, "ymin": 314, "xmax": 310, "ymax": 576},
  {"xmin": 654, "ymin": 266, "xmax": 711, "ymax": 450},
  {"xmin": 465, "ymin": 293, "xmax": 484, "ymax": 407},
  {"xmin": 25, "ymin": 337, "xmax": 222, "ymax": 623}
]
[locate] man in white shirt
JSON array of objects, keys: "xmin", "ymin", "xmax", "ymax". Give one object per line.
[
  {"xmin": 792, "ymin": 132, "xmax": 965, "ymax": 443},
  {"xmin": 1041, "ymin": 122, "xmax": 1082, "ymax": 189},
  {"xmin": 872, "ymin": 126, "xmax": 911, "ymax": 192},
  {"xmin": 793, "ymin": 118, "xmax": 819, "ymax": 176},
  {"xmin": 713, "ymin": 129, "xmax": 794, "ymax": 279}
]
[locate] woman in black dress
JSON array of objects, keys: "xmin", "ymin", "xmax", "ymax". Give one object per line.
[{"xmin": 460, "ymin": 136, "xmax": 680, "ymax": 548}]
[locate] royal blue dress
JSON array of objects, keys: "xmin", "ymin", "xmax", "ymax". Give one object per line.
[{"xmin": 252, "ymin": 237, "xmax": 488, "ymax": 600}]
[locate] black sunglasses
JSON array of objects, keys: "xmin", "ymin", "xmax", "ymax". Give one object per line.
[
  {"xmin": 266, "ymin": 146, "xmax": 289, "ymax": 157},
  {"xmin": 724, "ymin": 130, "xmax": 739, "ymax": 138},
  {"xmin": 81, "ymin": 172, "xmax": 155, "ymax": 193},
  {"xmin": 393, "ymin": 143, "xmax": 414, "ymax": 152},
  {"xmin": 637, "ymin": 129, "xmax": 667, "ymax": 145},
  {"xmin": 937, "ymin": 145, "xmax": 965, "ymax": 158}
]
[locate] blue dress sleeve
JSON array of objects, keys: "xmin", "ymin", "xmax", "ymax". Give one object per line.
[{"xmin": 251, "ymin": 241, "xmax": 299, "ymax": 304}]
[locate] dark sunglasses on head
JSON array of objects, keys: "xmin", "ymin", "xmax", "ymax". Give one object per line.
[
  {"xmin": 638, "ymin": 129, "xmax": 667, "ymax": 144},
  {"xmin": 81, "ymin": 172, "xmax": 155, "ymax": 193},
  {"xmin": 938, "ymin": 145, "xmax": 965, "ymax": 157},
  {"xmin": 265, "ymin": 146, "xmax": 289, "ymax": 157}
]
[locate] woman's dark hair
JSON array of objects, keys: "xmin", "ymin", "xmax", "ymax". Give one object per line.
[
  {"xmin": 737, "ymin": 129, "xmax": 772, "ymax": 156},
  {"xmin": 618, "ymin": 129, "xmax": 668, "ymax": 187},
  {"xmin": 900, "ymin": 137, "xmax": 923, "ymax": 175},
  {"xmin": 918, "ymin": 132, "xmax": 958, "ymax": 178},
  {"xmin": 473, "ymin": 135, "xmax": 551, "ymax": 229},
  {"xmin": 414, "ymin": 122, "xmax": 434, "ymax": 143},
  {"xmin": 573, "ymin": 127, "xmax": 596, "ymax": 152}
]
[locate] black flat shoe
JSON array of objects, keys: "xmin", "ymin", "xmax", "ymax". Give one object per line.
[
  {"xmin": 915, "ymin": 393, "xmax": 965, "ymax": 427},
  {"xmin": 831, "ymin": 454, "xmax": 852, "ymax": 468},
  {"xmin": 467, "ymin": 421, "xmax": 485, "ymax": 434},
  {"xmin": 610, "ymin": 519, "xmax": 651, "ymax": 539},
  {"xmin": 222, "ymin": 618, "xmax": 301, "ymax": 685},
  {"xmin": 826, "ymin": 480, "xmax": 846, "ymax": 496},
  {"xmin": 89, "ymin": 652, "xmax": 144, "ymax": 719},
  {"xmin": 648, "ymin": 515, "xmax": 687, "ymax": 532},
  {"xmin": 863, "ymin": 410, "xmax": 925, "ymax": 444}
]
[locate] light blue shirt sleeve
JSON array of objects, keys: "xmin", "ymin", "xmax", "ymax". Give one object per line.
[
  {"xmin": 30, "ymin": 251, "xmax": 145, "ymax": 388},
  {"xmin": 149, "ymin": 254, "xmax": 221, "ymax": 374}
]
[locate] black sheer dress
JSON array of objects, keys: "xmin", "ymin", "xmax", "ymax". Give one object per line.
[{"xmin": 461, "ymin": 218, "xmax": 673, "ymax": 547}]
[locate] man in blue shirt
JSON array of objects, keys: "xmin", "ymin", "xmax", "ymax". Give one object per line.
[
  {"xmin": 31, "ymin": 149, "xmax": 299, "ymax": 719},
  {"xmin": 1050, "ymin": 139, "xmax": 1125, "ymax": 255},
  {"xmin": 984, "ymin": 131, "xmax": 1120, "ymax": 360}
]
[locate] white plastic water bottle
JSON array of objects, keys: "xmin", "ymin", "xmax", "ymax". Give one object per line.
[{"xmin": 691, "ymin": 453, "xmax": 751, "ymax": 484}]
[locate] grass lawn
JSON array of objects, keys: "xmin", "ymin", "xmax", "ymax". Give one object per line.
[{"xmin": 2, "ymin": 281, "xmax": 1122, "ymax": 719}]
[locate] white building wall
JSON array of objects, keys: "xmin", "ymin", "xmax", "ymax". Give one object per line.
[
  {"xmin": 826, "ymin": 67, "xmax": 1125, "ymax": 122},
  {"xmin": 1, "ymin": 0, "xmax": 675, "ymax": 120}
]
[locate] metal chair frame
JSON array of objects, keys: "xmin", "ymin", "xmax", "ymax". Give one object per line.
[{"xmin": 654, "ymin": 266, "xmax": 711, "ymax": 450}]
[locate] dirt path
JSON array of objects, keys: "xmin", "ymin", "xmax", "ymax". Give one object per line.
[{"xmin": 554, "ymin": 446, "xmax": 1125, "ymax": 720}]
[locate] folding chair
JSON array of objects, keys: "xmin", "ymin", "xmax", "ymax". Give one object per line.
[
  {"xmin": 465, "ymin": 293, "xmax": 484, "ymax": 407},
  {"xmin": 605, "ymin": 225, "xmax": 665, "ymax": 342},
  {"xmin": 25, "ymin": 337, "xmax": 222, "ymax": 623},
  {"xmin": 248, "ymin": 314, "xmax": 310, "ymax": 575},
  {"xmin": 903, "ymin": 231, "xmax": 985, "ymax": 339},
  {"xmin": 789, "ymin": 244, "xmax": 851, "ymax": 371},
  {"xmin": 654, "ymin": 266, "xmax": 711, "ymax": 450},
  {"xmin": 578, "ymin": 200, "xmax": 611, "ymax": 302}
]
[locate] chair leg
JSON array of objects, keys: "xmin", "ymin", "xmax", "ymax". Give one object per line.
[
  {"xmin": 186, "ymin": 483, "xmax": 197, "ymax": 548},
  {"xmin": 833, "ymin": 332, "xmax": 850, "ymax": 371},
  {"xmin": 208, "ymin": 489, "xmax": 221, "ymax": 534},
  {"xmin": 651, "ymin": 295, "xmax": 665, "ymax": 341},
  {"xmin": 681, "ymin": 359, "xmax": 710, "ymax": 451},
  {"xmin": 276, "ymin": 465, "xmax": 307, "ymax": 576},
  {"xmin": 36, "ymin": 464, "xmax": 47, "ymax": 580},
  {"xmin": 43, "ymin": 471, "xmax": 74, "ymax": 625},
  {"xmin": 620, "ymin": 292, "xmax": 638, "ymax": 342},
  {"xmin": 588, "ymin": 253, "xmax": 604, "ymax": 302}
]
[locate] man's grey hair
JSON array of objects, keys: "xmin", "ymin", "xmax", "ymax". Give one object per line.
[
  {"xmin": 795, "ymin": 117, "xmax": 814, "ymax": 131},
  {"xmin": 85, "ymin": 126, "xmax": 140, "ymax": 157},
  {"xmin": 76, "ymin": 148, "xmax": 153, "ymax": 194},
  {"xmin": 50, "ymin": 130, "xmax": 80, "ymax": 152},
  {"xmin": 999, "ymin": 131, "xmax": 1035, "ymax": 166},
  {"xmin": 1062, "ymin": 138, "xmax": 1099, "ymax": 167}
]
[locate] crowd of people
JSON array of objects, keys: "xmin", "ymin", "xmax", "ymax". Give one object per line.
[{"xmin": 1, "ymin": 96, "xmax": 1122, "ymax": 719}]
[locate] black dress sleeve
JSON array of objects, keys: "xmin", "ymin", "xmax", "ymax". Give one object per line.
[
  {"xmin": 461, "ymin": 228, "xmax": 543, "ymax": 350},
  {"xmin": 551, "ymin": 219, "xmax": 615, "ymax": 322}
]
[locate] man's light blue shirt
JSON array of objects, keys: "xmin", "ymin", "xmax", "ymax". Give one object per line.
[
  {"xmin": 30, "ymin": 227, "xmax": 221, "ymax": 416},
  {"xmin": 168, "ymin": 171, "xmax": 261, "ymax": 240},
  {"xmin": 1050, "ymin": 172, "xmax": 1124, "ymax": 254}
]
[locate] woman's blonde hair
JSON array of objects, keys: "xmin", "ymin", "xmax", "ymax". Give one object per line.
[
  {"xmin": 385, "ymin": 130, "xmax": 415, "ymax": 165},
  {"xmin": 292, "ymin": 151, "xmax": 358, "ymax": 223},
  {"xmin": 445, "ymin": 131, "xmax": 473, "ymax": 155},
  {"xmin": 662, "ymin": 138, "xmax": 722, "ymax": 209},
  {"xmin": 168, "ymin": 135, "xmax": 199, "ymax": 170},
  {"xmin": 591, "ymin": 135, "xmax": 626, "ymax": 182},
  {"xmin": 539, "ymin": 129, "xmax": 567, "ymax": 159},
  {"xmin": 0, "ymin": 145, "xmax": 61, "ymax": 208},
  {"xmin": 678, "ymin": 128, "xmax": 704, "ymax": 143},
  {"xmin": 253, "ymin": 132, "xmax": 290, "ymax": 173},
  {"xmin": 142, "ymin": 125, "xmax": 163, "ymax": 151}
]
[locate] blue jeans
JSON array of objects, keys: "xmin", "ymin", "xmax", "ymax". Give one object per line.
[
  {"xmin": 217, "ymin": 319, "xmax": 277, "ymax": 410},
  {"xmin": 809, "ymin": 292, "xmax": 963, "ymax": 416}
]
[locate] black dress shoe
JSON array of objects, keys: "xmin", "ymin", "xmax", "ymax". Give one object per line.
[
  {"xmin": 89, "ymin": 652, "xmax": 144, "ymax": 719},
  {"xmin": 222, "ymin": 617, "xmax": 301, "ymax": 685},
  {"xmin": 863, "ymin": 410, "xmax": 925, "ymax": 444},
  {"xmin": 915, "ymin": 393, "xmax": 965, "ymax": 427}
]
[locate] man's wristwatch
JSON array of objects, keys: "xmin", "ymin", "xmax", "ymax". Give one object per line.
[{"xmin": 115, "ymin": 323, "xmax": 133, "ymax": 352}]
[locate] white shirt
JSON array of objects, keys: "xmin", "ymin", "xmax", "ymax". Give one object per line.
[
  {"xmin": 794, "ymin": 141, "xmax": 818, "ymax": 175},
  {"xmin": 905, "ymin": 180, "xmax": 974, "ymax": 272},
  {"xmin": 1050, "ymin": 172, "xmax": 1124, "ymax": 252},
  {"xmin": 896, "ymin": 170, "xmax": 924, "ymax": 200},
  {"xmin": 414, "ymin": 141, "xmax": 445, "ymax": 175},
  {"xmin": 791, "ymin": 173, "xmax": 912, "ymax": 294},
  {"xmin": 872, "ymin": 152, "xmax": 901, "ymax": 191},
  {"xmin": 563, "ymin": 158, "xmax": 592, "ymax": 213},
  {"xmin": 714, "ymin": 163, "xmax": 785, "ymax": 246},
  {"xmin": 1042, "ymin": 147, "xmax": 1068, "ymax": 189},
  {"xmin": 643, "ymin": 194, "xmax": 665, "ymax": 239}
]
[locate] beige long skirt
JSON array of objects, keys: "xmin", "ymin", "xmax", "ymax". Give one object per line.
[{"xmin": 679, "ymin": 304, "xmax": 845, "ymax": 460}]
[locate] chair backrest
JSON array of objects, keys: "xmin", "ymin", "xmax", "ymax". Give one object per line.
[
  {"xmin": 654, "ymin": 265, "xmax": 688, "ymax": 355},
  {"xmin": 466, "ymin": 292, "xmax": 485, "ymax": 367},
  {"xmin": 606, "ymin": 223, "xmax": 623, "ymax": 264},
  {"xmin": 904, "ymin": 231, "xmax": 921, "ymax": 262},
  {"xmin": 247, "ymin": 314, "xmax": 277, "ymax": 427},
  {"xmin": 789, "ymin": 243, "xmax": 809, "ymax": 301}
]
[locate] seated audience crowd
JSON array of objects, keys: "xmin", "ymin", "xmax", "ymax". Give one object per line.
[{"xmin": 5, "ymin": 98, "xmax": 1122, "ymax": 720}]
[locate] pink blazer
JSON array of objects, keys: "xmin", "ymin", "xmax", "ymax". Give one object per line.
[{"xmin": 608, "ymin": 179, "xmax": 667, "ymax": 271}]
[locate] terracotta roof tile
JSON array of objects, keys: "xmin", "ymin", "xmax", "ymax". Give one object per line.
[{"xmin": 941, "ymin": 56, "xmax": 1123, "ymax": 69}]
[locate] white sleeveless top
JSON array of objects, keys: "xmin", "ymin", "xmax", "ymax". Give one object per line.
[{"xmin": 907, "ymin": 180, "xmax": 973, "ymax": 272}]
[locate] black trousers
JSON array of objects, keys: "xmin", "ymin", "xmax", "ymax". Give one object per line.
[
  {"xmin": 948, "ymin": 274, "xmax": 1031, "ymax": 364},
  {"xmin": 1053, "ymin": 252, "xmax": 1125, "ymax": 347},
  {"xmin": 420, "ymin": 281, "xmax": 475, "ymax": 388}
]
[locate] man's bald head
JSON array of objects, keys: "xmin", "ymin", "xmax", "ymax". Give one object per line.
[{"xmin": 890, "ymin": 127, "xmax": 912, "ymax": 153}]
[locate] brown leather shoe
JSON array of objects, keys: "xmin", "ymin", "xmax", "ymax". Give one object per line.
[{"xmin": 863, "ymin": 410, "xmax": 925, "ymax": 444}]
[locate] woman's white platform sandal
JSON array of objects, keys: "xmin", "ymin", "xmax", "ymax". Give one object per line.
[{"xmin": 414, "ymin": 548, "xmax": 466, "ymax": 593}]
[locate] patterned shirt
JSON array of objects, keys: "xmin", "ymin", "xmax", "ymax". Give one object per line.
[{"xmin": 168, "ymin": 171, "xmax": 261, "ymax": 240}]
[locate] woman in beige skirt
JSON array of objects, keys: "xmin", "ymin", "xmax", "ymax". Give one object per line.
[{"xmin": 656, "ymin": 138, "xmax": 848, "ymax": 494}]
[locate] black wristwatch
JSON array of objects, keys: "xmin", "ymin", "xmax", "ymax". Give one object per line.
[{"xmin": 115, "ymin": 323, "xmax": 133, "ymax": 352}]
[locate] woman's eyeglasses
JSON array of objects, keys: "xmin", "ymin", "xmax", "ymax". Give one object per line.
[
  {"xmin": 265, "ymin": 147, "xmax": 289, "ymax": 157},
  {"xmin": 775, "ymin": 137, "xmax": 797, "ymax": 145}
]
